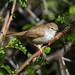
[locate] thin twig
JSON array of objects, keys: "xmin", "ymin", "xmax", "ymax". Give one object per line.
[
  {"xmin": 5, "ymin": 0, "xmax": 16, "ymax": 33},
  {"xmin": 25, "ymin": 7, "xmax": 46, "ymax": 25},
  {"xmin": 47, "ymin": 42, "xmax": 72, "ymax": 75},
  {"xmin": 42, "ymin": 0, "xmax": 48, "ymax": 14},
  {"xmin": 18, "ymin": 5, "xmax": 45, "ymax": 25},
  {"xmin": 0, "ymin": 0, "xmax": 16, "ymax": 44},
  {"xmin": 15, "ymin": 21, "xmax": 75, "ymax": 75},
  {"xmin": 62, "ymin": 57, "xmax": 70, "ymax": 75},
  {"xmin": 25, "ymin": 7, "xmax": 40, "ymax": 22},
  {"xmin": 15, "ymin": 46, "xmax": 46, "ymax": 75},
  {"xmin": 57, "ymin": 57, "xmax": 67, "ymax": 75},
  {"xmin": 0, "ymin": 11, "xmax": 9, "ymax": 43},
  {"xmin": 0, "ymin": 2, "xmax": 8, "ymax": 16},
  {"xmin": 22, "ymin": 42, "xmax": 72, "ymax": 75},
  {"xmin": 62, "ymin": 57, "xmax": 75, "ymax": 64},
  {"xmin": 47, "ymin": 42, "xmax": 72, "ymax": 61}
]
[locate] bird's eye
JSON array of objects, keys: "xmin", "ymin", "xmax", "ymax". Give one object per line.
[{"xmin": 51, "ymin": 27, "xmax": 54, "ymax": 29}]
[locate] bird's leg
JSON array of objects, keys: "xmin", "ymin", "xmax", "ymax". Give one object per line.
[
  {"xmin": 37, "ymin": 45, "xmax": 43, "ymax": 53},
  {"xmin": 34, "ymin": 44, "xmax": 43, "ymax": 53}
]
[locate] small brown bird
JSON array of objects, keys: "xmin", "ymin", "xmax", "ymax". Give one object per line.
[{"xmin": 7, "ymin": 23, "xmax": 58, "ymax": 50}]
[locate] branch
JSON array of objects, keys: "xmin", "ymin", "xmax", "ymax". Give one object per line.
[
  {"xmin": 57, "ymin": 57, "xmax": 67, "ymax": 75},
  {"xmin": 25, "ymin": 7, "xmax": 46, "ymax": 25},
  {"xmin": 47, "ymin": 42, "xmax": 72, "ymax": 75},
  {"xmin": 15, "ymin": 21, "xmax": 75, "ymax": 75},
  {"xmin": 0, "ymin": 0, "xmax": 16, "ymax": 44},
  {"xmin": 0, "ymin": 11, "xmax": 10, "ymax": 44},
  {"xmin": 25, "ymin": 7, "xmax": 40, "ymax": 22},
  {"xmin": 0, "ymin": 2, "xmax": 8, "ymax": 16},
  {"xmin": 47, "ymin": 42, "xmax": 72, "ymax": 61}
]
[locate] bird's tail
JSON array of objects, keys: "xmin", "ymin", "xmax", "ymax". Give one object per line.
[{"xmin": 6, "ymin": 31, "xmax": 27, "ymax": 36}]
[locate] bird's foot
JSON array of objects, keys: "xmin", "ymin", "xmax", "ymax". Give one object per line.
[{"xmin": 34, "ymin": 44, "xmax": 43, "ymax": 53}]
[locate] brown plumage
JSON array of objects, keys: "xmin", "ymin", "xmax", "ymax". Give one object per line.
[{"xmin": 7, "ymin": 23, "xmax": 58, "ymax": 44}]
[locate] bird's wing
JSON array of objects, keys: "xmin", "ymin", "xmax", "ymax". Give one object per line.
[{"xmin": 25, "ymin": 25, "xmax": 45, "ymax": 38}]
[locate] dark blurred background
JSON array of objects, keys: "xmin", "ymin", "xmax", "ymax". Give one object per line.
[{"xmin": 0, "ymin": 0, "xmax": 75, "ymax": 75}]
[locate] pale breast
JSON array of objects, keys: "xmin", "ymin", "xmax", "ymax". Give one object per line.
[{"xmin": 44, "ymin": 29, "xmax": 56, "ymax": 43}]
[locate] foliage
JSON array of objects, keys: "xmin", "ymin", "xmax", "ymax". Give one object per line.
[
  {"xmin": 51, "ymin": 15, "xmax": 75, "ymax": 42},
  {"xmin": 0, "ymin": 38, "xmax": 27, "ymax": 74},
  {"xmin": 18, "ymin": 0, "xmax": 28, "ymax": 7},
  {"xmin": 27, "ymin": 52, "xmax": 32, "ymax": 57},
  {"xmin": 6, "ymin": 38, "xmax": 27, "ymax": 54},
  {"xmin": 44, "ymin": 47, "xmax": 51, "ymax": 54},
  {"xmin": 22, "ymin": 24, "xmax": 33, "ymax": 30},
  {"xmin": 9, "ymin": 0, "xmax": 28, "ymax": 7},
  {"xmin": 26, "ymin": 65, "xmax": 37, "ymax": 75},
  {"xmin": 0, "ymin": 47, "xmax": 5, "ymax": 61},
  {"xmin": 51, "ymin": 15, "xmax": 70, "ymax": 25},
  {"xmin": 69, "ymin": 5, "xmax": 75, "ymax": 16},
  {"xmin": 56, "ymin": 15, "xmax": 68, "ymax": 24},
  {"xmin": 35, "ymin": 56, "xmax": 49, "ymax": 65},
  {"xmin": 26, "ymin": 56, "xmax": 49, "ymax": 75},
  {"xmin": 0, "ymin": 65, "xmax": 14, "ymax": 75}
]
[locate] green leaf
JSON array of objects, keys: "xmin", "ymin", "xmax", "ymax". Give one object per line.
[
  {"xmin": 7, "ymin": 38, "xmax": 27, "ymax": 54},
  {"xmin": 44, "ymin": 47, "xmax": 51, "ymax": 54},
  {"xmin": 56, "ymin": 15, "xmax": 65, "ymax": 23},
  {"xmin": 19, "ymin": 0, "xmax": 28, "ymax": 7},
  {"xmin": 69, "ymin": 5, "xmax": 75, "ymax": 16},
  {"xmin": 0, "ymin": 72, "xmax": 4, "ymax": 75},
  {"xmin": 27, "ymin": 65, "xmax": 37, "ymax": 75},
  {"xmin": 27, "ymin": 52, "xmax": 32, "ymax": 57},
  {"xmin": 22, "ymin": 24, "xmax": 33, "ymax": 30},
  {"xmin": 1, "ymin": 65, "xmax": 14, "ymax": 75},
  {"xmin": 0, "ymin": 47, "xmax": 5, "ymax": 59},
  {"xmin": 9, "ymin": 0, "xmax": 13, "ymax": 2}
]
